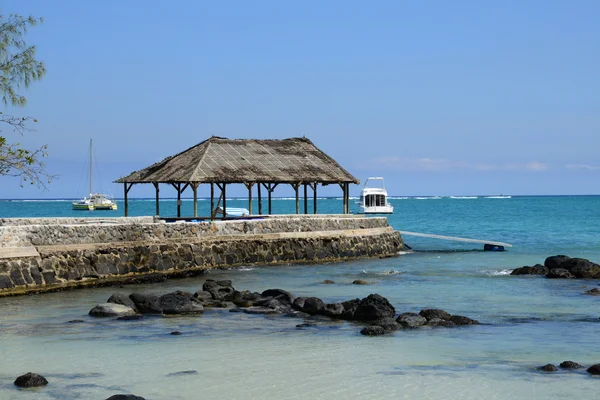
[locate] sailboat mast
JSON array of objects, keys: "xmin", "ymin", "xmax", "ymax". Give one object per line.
[{"xmin": 89, "ymin": 139, "xmax": 92, "ymax": 196}]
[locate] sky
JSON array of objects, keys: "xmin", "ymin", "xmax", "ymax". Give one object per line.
[{"xmin": 1, "ymin": 0, "xmax": 599, "ymax": 199}]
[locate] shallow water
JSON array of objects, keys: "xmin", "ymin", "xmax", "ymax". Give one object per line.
[{"xmin": 1, "ymin": 196, "xmax": 600, "ymax": 399}]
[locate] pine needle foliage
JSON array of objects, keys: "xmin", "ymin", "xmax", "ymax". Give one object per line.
[{"xmin": 0, "ymin": 14, "xmax": 52, "ymax": 188}]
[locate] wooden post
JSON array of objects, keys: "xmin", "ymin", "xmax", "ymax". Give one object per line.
[
  {"xmin": 345, "ymin": 183, "xmax": 350, "ymax": 214},
  {"xmin": 339, "ymin": 182, "xmax": 346, "ymax": 214},
  {"xmin": 293, "ymin": 183, "xmax": 299, "ymax": 214},
  {"xmin": 123, "ymin": 183, "xmax": 133, "ymax": 217},
  {"xmin": 153, "ymin": 182, "xmax": 160, "ymax": 216},
  {"xmin": 222, "ymin": 183, "xmax": 227, "ymax": 219},
  {"xmin": 176, "ymin": 183, "xmax": 182, "ymax": 218},
  {"xmin": 246, "ymin": 183, "xmax": 254, "ymax": 215},
  {"xmin": 210, "ymin": 183, "xmax": 215, "ymax": 220},
  {"xmin": 192, "ymin": 182, "xmax": 199, "ymax": 217},
  {"xmin": 312, "ymin": 182, "xmax": 317, "ymax": 214},
  {"xmin": 257, "ymin": 183, "xmax": 262, "ymax": 215},
  {"xmin": 303, "ymin": 183, "xmax": 308, "ymax": 214}
]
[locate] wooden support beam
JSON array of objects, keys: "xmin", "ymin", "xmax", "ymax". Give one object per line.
[
  {"xmin": 176, "ymin": 183, "xmax": 182, "ymax": 218},
  {"xmin": 303, "ymin": 183, "xmax": 308, "ymax": 214},
  {"xmin": 310, "ymin": 182, "xmax": 317, "ymax": 214},
  {"xmin": 262, "ymin": 183, "xmax": 278, "ymax": 215},
  {"xmin": 292, "ymin": 183, "xmax": 300, "ymax": 214},
  {"xmin": 192, "ymin": 182, "xmax": 199, "ymax": 217},
  {"xmin": 257, "ymin": 183, "xmax": 262, "ymax": 215},
  {"xmin": 245, "ymin": 182, "xmax": 254, "ymax": 215},
  {"xmin": 345, "ymin": 183, "xmax": 350, "ymax": 214},
  {"xmin": 153, "ymin": 182, "xmax": 160, "ymax": 216},
  {"xmin": 123, "ymin": 183, "xmax": 133, "ymax": 217},
  {"xmin": 210, "ymin": 183, "xmax": 215, "ymax": 220},
  {"xmin": 223, "ymin": 183, "xmax": 227, "ymax": 218}
]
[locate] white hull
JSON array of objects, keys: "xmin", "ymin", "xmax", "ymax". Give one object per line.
[{"xmin": 357, "ymin": 177, "xmax": 393, "ymax": 215}]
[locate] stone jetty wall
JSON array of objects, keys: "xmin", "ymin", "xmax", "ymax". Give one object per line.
[{"xmin": 0, "ymin": 215, "xmax": 404, "ymax": 296}]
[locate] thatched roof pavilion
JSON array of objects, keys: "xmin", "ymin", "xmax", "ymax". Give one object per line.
[{"xmin": 115, "ymin": 136, "xmax": 359, "ymax": 218}]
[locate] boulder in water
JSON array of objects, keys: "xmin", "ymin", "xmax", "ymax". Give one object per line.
[
  {"xmin": 107, "ymin": 293, "xmax": 138, "ymax": 312},
  {"xmin": 129, "ymin": 293, "xmax": 162, "ymax": 314},
  {"xmin": 419, "ymin": 309, "xmax": 451, "ymax": 321},
  {"xmin": 89, "ymin": 303, "xmax": 136, "ymax": 317},
  {"xmin": 159, "ymin": 291, "xmax": 204, "ymax": 314},
  {"xmin": 203, "ymin": 279, "xmax": 235, "ymax": 301},
  {"xmin": 360, "ymin": 325, "xmax": 386, "ymax": 336},
  {"xmin": 559, "ymin": 361, "xmax": 582, "ymax": 369},
  {"xmin": 14, "ymin": 372, "xmax": 48, "ymax": 387},
  {"xmin": 106, "ymin": 395, "xmax": 146, "ymax": 400},
  {"xmin": 510, "ymin": 264, "xmax": 548, "ymax": 276},
  {"xmin": 544, "ymin": 255, "xmax": 571, "ymax": 270},
  {"xmin": 538, "ymin": 364, "xmax": 558, "ymax": 372},
  {"xmin": 547, "ymin": 268, "xmax": 575, "ymax": 279},
  {"xmin": 396, "ymin": 312, "xmax": 427, "ymax": 328},
  {"xmin": 353, "ymin": 294, "xmax": 395, "ymax": 321},
  {"xmin": 587, "ymin": 364, "xmax": 600, "ymax": 375},
  {"xmin": 450, "ymin": 315, "xmax": 480, "ymax": 325}
]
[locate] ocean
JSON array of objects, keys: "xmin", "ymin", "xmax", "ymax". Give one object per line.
[{"xmin": 1, "ymin": 196, "xmax": 599, "ymax": 399}]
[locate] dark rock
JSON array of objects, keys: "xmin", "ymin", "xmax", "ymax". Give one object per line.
[
  {"xmin": 545, "ymin": 255, "xmax": 571, "ymax": 270},
  {"xmin": 166, "ymin": 370, "xmax": 198, "ymax": 376},
  {"xmin": 296, "ymin": 297, "xmax": 324, "ymax": 315},
  {"xmin": 233, "ymin": 299, "xmax": 254, "ymax": 307},
  {"xmin": 353, "ymin": 294, "xmax": 395, "ymax": 321},
  {"xmin": 360, "ymin": 325, "xmax": 386, "ymax": 336},
  {"xmin": 427, "ymin": 318, "xmax": 456, "ymax": 328},
  {"xmin": 296, "ymin": 322, "xmax": 317, "ymax": 328},
  {"xmin": 261, "ymin": 289, "xmax": 295, "ymax": 304},
  {"xmin": 89, "ymin": 303, "xmax": 137, "ymax": 317},
  {"xmin": 396, "ymin": 312, "xmax": 427, "ymax": 328},
  {"xmin": 170, "ymin": 331, "xmax": 182, "ymax": 335},
  {"xmin": 202, "ymin": 280, "xmax": 234, "ymax": 301},
  {"xmin": 129, "ymin": 293, "xmax": 163, "ymax": 314},
  {"xmin": 419, "ymin": 309, "xmax": 451, "ymax": 321},
  {"xmin": 14, "ymin": 372, "xmax": 48, "ymax": 387},
  {"xmin": 107, "ymin": 293, "xmax": 138, "ymax": 312},
  {"xmin": 560, "ymin": 361, "xmax": 582, "ymax": 369},
  {"xmin": 322, "ymin": 303, "xmax": 344, "ymax": 318},
  {"xmin": 257, "ymin": 298, "xmax": 292, "ymax": 313},
  {"xmin": 563, "ymin": 258, "xmax": 600, "ymax": 278},
  {"xmin": 193, "ymin": 290, "xmax": 213, "ymax": 301},
  {"xmin": 371, "ymin": 317, "xmax": 401, "ymax": 332},
  {"xmin": 242, "ymin": 307, "xmax": 280, "ymax": 315},
  {"xmin": 106, "ymin": 395, "xmax": 146, "ymax": 400},
  {"xmin": 159, "ymin": 291, "xmax": 204, "ymax": 314},
  {"xmin": 585, "ymin": 288, "xmax": 600, "ymax": 295},
  {"xmin": 68, "ymin": 319, "xmax": 85, "ymax": 324},
  {"xmin": 547, "ymin": 268, "xmax": 575, "ymax": 279},
  {"xmin": 587, "ymin": 364, "xmax": 600, "ymax": 375},
  {"xmin": 117, "ymin": 315, "xmax": 143, "ymax": 321},
  {"xmin": 449, "ymin": 315, "xmax": 480, "ymax": 325},
  {"xmin": 538, "ymin": 364, "xmax": 558, "ymax": 372},
  {"xmin": 321, "ymin": 280, "xmax": 335, "ymax": 284},
  {"xmin": 340, "ymin": 298, "xmax": 360, "ymax": 320},
  {"xmin": 510, "ymin": 264, "xmax": 549, "ymax": 276},
  {"xmin": 352, "ymin": 279, "xmax": 370, "ymax": 285}
]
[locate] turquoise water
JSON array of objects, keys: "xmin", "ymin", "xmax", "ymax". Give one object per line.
[{"xmin": 1, "ymin": 196, "xmax": 600, "ymax": 399}]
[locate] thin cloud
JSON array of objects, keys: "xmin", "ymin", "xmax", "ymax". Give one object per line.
[
  {"xmin": 365, "ymin": 157, "xmax": 550, "ymax": 172},
  {"xmin": 565, "ymin": 164, "xmax": 600, "ymax": 171}
]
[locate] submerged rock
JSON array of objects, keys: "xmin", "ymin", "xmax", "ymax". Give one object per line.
[
  {"xmin": 426, "ymin": 318, "xmax": 456, "ymax": 328},
  {"xmin": 106, "ymin": 395, "xmax": 146, "ymax": 400},
  {"xmin": 560, "ymin": 361, "xmax": 582, "ymax": 369},
  {"xmin": 89, "ymin": 303, "xmax": 136, "ymax": 317},
  {"xmin": 107, "ymin": 293, "xmax": 138, "ymax": 312},
  {"xmin": 14, "ymin": 372, "xmax": 48, "ymax": 387},
  {"xmin": 352, "ymin": 279, "xmax": 370, "ymax": 285},
  {"xmin": 586, "ymin": 364, "xmax": 600, "ymax": 375},
  {"xmin": 129, "ymin": 293, "xmax": 162, "ymax": 314},
  {"xmin": 538, "ymin": 364, "xmax": 558, "ymax": 372},
  {"xmin": 419, "ymin": 309, "xmax": 451, "ymax": 321},
  {"xmin": 360, "ymin": 325, "xmax": 386, "ymax": 336},
  {"xmin": 585, "ymin": 288, "xmax": 600, "ymax": 296},
  {"xmin": 396, "ymin": 312, "xmax": 427, "ymax": 328},
  {"xmin": 159, "ymin": 291, "xmax": 204, "ymax": 314},
  {"xmin": 547, "ymin": 268, "xmax": 575, "ymax": 279},
  {"xmin": 510, "ymin": 264, "xmax": 548, "ymax": 276},
  {"xmin": 321, "ymin": 280, "xmax": 335, "ymax": 284},
  {"xmin": 449, "ymin": 315, "xmax": 480, "ymax": 325}
]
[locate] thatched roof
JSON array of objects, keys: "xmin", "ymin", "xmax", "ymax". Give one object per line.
[{"xmin": 115, "ymin": 136, "xmax": 359, "ymax": 184}]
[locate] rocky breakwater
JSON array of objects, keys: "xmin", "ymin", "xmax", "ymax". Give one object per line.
[
  {"xmin": 0, "ymin": 216, "xmax": 405, "ymax": 296},
  {"xmin": 511, "ymin": 255, "xmax": 600, "ymax": 279},
  {"xmin": 86, "ymin": 280, "xmax": 480, "ymax": 337}
]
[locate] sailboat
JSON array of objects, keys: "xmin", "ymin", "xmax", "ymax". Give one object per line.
[{"xmin": 72, "ymin": 139, "xmax": 118, "ymax": 211}]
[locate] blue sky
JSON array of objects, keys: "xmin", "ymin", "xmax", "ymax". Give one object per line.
[{"xmin": 1, "ymin": 1, "xmax": 599, "ymax": 198}]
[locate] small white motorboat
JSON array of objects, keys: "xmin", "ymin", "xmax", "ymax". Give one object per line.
[{"xmin": 357, "ymin": 177, "xmax": 393, "ymax": 214}]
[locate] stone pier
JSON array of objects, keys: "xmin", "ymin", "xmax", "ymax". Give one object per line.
[{"xmin": 0, "ymin": 215, "xmax": 404, "ymax": 296}]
